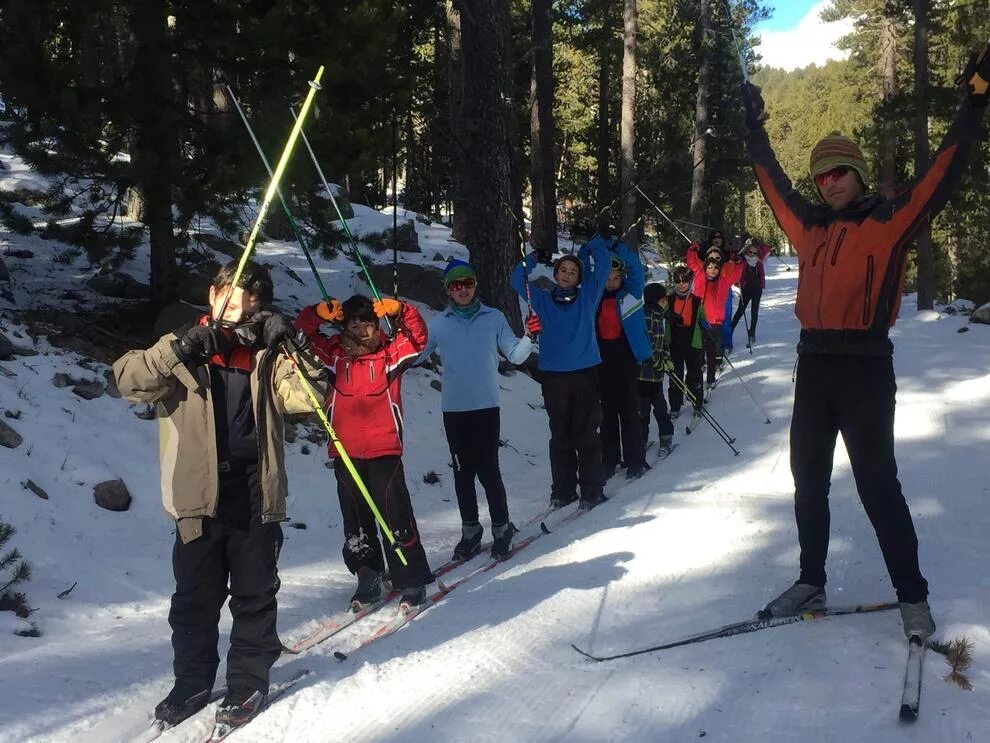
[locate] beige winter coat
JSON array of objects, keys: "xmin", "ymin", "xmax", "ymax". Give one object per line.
[{"xmin": 113, "ymin": 333, "xmax": 325, "ymax": 543}]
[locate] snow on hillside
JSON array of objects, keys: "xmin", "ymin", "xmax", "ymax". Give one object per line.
[{"xmin": 2, "ymin": 143, "xmax": 990, "ymax": 743}]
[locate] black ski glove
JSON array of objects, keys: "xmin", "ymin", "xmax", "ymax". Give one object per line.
[
  {"xmin": 741, "ymin": 82, "xmax": 767, "ymax": 129},
  {"xmin": 261, "ymin": 312, "xmax": 295, "ymax": 349},
  {"xmin": 956, "ymin": 43, "xmax": 990, "ymax": 107},
  {"xmin": 174, "ymin": 325, "xmax": 228, "ymax": 363}
]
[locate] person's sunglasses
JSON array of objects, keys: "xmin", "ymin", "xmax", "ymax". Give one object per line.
[
  {"xmin": 448, "ymin": 278, "xmax": 476, "ymax": 292},
  {"xmin": 814, "ymin": 165, "xmax": 851, "ymax": 188},
  {"xmin": 674, "ymin": 278, "xmax": 690, "ymax": 284}
]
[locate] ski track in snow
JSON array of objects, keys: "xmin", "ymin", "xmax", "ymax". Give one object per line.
[{"xmin": 2, "ymin": 142, "xmax": 990, "ymax": 741}]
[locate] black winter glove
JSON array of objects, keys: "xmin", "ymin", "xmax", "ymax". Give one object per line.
[
  {"xmin": 535, "ymin": 247, "xmax": 554, "ymax": 268},
  {"xmin": 174, "ymin": 325, "xmax": 228, "ymax": 363},
  {"xmin": 741, "ymin": 82, "xmax": 767, "ymax": 129},
  {"xmin": 956, "ymin": 43, "xmax": 990, "ymax": 107},
  {"xmin": 261, "ymin": 312, "xmax": 295, "ymax": 349}
]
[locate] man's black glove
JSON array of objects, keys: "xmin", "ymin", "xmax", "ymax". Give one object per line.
[
  {"xmin": 956, "ymin": 43, "xmax": 990, "ymax": 107},
  {"xmin": 174, "ymin": 326, "xmax": 228, "ymax": 363},
  {"xmin": 261, "ymin": 312, "xmax": 295, "ymax": 349},
  {"xmin": 741, "ymin": 82, "xmax": 767, "ymax": 129}
]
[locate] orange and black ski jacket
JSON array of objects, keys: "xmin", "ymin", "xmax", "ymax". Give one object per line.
[{"xmin": 747, "ymin": 101, "xmax": 983, "ymax": 355}]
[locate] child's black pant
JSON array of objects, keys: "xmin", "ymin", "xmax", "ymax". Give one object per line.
[
  {"xmin": 540, "ymin": 367, "xmax": 604, "ymax": 502},
  {"xmin": 731, "ymin": 286, "xmax": 762, "ymax": 338},
  {"xmin": 668, "ymin": 335, "xmax": 703, "ymax": 412},
  {"xmin": 638, "ymin": 380, "xmax": 674, "ymax": 442},
  {"xmin": 597, "ymin": 339, "xmax": 647, "ymax": 470},
  {"xmin": 333, "ymin": 456, "xmax": 434, "ymax": 590},
  {"xmin": 702, "ymin": 323, "xmax": 723, "ymax": 385},
  {"xmin": 443, "ymin": 407, "xmax": 510, "ymax": 526},
  {"xmin": 169, "ymin": 464, "xmax": 282, "ymax": 697}
]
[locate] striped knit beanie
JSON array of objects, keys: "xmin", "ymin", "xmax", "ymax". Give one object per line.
[
  {"xmin": 443, "ymin": 259, "xmax": 476, "ymax": 288},
  {"xmin": 809, "ymin": 132, "xmax": 869, "ymax": 186}
]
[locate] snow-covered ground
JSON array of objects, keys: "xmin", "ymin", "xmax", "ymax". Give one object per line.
[{"xmin": 2, "ymin": 145, "xmax": 990, "ymax": 742}]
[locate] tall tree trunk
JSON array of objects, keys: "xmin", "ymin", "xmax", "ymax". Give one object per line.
[
  {"xmin": 446, "ymin": 2, "xmax": 468, "ymax": 240},
  {"xmin": 129, "ymin": 0, "xmax": 176, "ymax": 306},
  {"xmin": 913, "ymin": 0, "xmax": 934, "ymax": 310},
  {"xmin": 619, "ymin": 0, "xmax": 637, "ymax": 245},
  {"xmin": 689, "ymin": 0, "xmax": 712, "ymax": 228},
  {"xmin": 431, "ymin": 6, "xmax": 449, "ymax": 220},
  {"xmin": 454, "ymin": 0, "xmax": 520, "ymax": 330},
  {"xmin": 879, "ymin": 11, "xmax": 897, "ymax": 199},
  {"xmin": 530, "ymin": 0, "xmax": 557, "ymax": 258},
  {"xmin": 595, "ymin": 31, "xmax": 611, "ymax": 213}
]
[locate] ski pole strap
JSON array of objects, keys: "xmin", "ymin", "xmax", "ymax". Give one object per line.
[
  {"xmin": 225, "ymin": 85, "xmax": 331, "ymax": 304},
  {"xmin": 284, "ymin": 346, "xmax": 408, "ymax": 566}
]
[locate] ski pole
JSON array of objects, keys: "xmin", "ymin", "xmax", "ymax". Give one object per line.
[
  {"xmin": 634, "ymin": 185, "xmax": 692, "ymax": 244},
  {"xmin": 720, "ymin": 0, "xmax": 749, "ymax": 83},
  {"xmin": 225, "ymin": 85, "xmax": 331, "ymax": 304},
  {"xmin": 215, "ymin": 66, "xmax": 325, "ymax": 326},
  {"xmin": 667, "ymin": 370, "xmax": 739, "ymax": 454},
  {"xmin": 283, "ymin": 343, "xmax": 408, "ymax": 566},
  {"xmin": 290, "ymin": 107, "xmax": 395, "ymax": 336},
  {"xmin": 703, "ymin": 325, "xmax": 772, "ymax": 424},
  {"xmin": 772, "ymin": 251, "xmax": 793, "ymax": 272},
  {"xmin": 741, "ymin": 302, "xmax": 753, "ymax": 355}
]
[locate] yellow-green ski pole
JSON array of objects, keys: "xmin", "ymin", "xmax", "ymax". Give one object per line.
[
  {"xmin": 214, "ymin": 66, "xmax": 325, "ymax": 325},
  {"xmin": 284, "ymin": 346, "xmax": 408, "ymax": 566}
]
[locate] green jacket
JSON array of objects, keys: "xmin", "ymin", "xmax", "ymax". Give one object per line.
[{"xmin": 113, "ymin": 333, "xmax": 326, "ymax": 543}]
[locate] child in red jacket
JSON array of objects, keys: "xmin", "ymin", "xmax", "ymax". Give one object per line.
[
  {"xmin": 295, "ymin": 295, "xmax": 434, "ymax": 610},
  {"xmin": 686, "ymin": 243, "xmax": 743, "ymax": 388}
]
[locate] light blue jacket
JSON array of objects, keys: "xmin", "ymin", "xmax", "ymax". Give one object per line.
[
  {"xmin": 510, "ymin": 239, "xmax": 611, "ymax": 372},
  {"xmin": 419, "ymin": 304, "xmax": 535, "ymax": 412},
  {"xmin": 579, "ymin": 236, "xmax": 651, "ymax": 362}
]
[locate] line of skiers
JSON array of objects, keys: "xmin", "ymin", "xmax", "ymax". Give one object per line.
[{"xmin": 111, "ymin": 43, "xmax": 990, "ymax": 731}]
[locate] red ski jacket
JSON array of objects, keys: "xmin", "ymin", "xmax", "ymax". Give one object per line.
[
  {"xmin": 747, "ymin": 101, "xmax": 982, "ymax": 352},
  {"xmin": 686, "ymin": 244, "xmax": 743, "ymax": 324},
  {"xmin": 294, "ymin": 302, "xmax": 427, "ymax": 459}
]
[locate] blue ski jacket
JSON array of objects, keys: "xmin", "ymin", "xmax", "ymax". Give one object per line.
[
  {"xmin": 510, "ymin": 240, "xmax": 610, "ymax": 372},
  {"xmin": 579, "ymin": 236, "xmax": 651, "ymax": 362}
]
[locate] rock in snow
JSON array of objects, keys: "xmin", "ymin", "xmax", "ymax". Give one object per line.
[
  {"xmin": 93, "ymin": 480, "xmax": 132, "ymax": 512},
  {"xmin": 0, "ymin": 419, "xmax": 23, "ymax": 449},
  {"xmin": 971, "ymin": 302, "xmax": 990, "ymax": 325}
]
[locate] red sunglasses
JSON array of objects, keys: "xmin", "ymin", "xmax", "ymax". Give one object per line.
[
  {"xmin": 448, "ymin": 278, "xmax": 477, "ymax": 292},
  {"xmin": 814, "ymin": 165, "xmax": 851, "ymax": 188}
]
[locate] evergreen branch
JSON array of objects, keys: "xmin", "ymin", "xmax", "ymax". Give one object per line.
[{"xmin": 928, "ymin": 636, "xmax": 975, "ymax": 690}]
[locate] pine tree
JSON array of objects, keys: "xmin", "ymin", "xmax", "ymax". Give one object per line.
[{"xmin": 0, "ymin": 520, "xmax": 31, "ymax": 618}]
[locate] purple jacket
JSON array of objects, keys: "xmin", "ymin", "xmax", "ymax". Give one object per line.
[{"xmin": 739, "ymin": 242, "xmax": 772, "ymax": 291}]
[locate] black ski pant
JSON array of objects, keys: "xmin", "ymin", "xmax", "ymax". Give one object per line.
[
  {"xmin": 638, "ymin": 380, "xmax": 674, "ymax": 442},
  {"xmin": 541, "ymin": 367, "xmax": 604, "ymax": 502},
  {"xmin": 334, "ymin": 456, "xmax": 434, "ymax": 590},
  {"xmin": 702, "ymin": 324, "xmax": 723, "ymax": 386},
  {"xmin": 443, "ymin": 407, "xmax": 510, "ymax": 527},
  {"xmin": 169, "ymin": 464, "xmax": 282, "ymax": 697},
  {"xmin": 667, "ymin": 334, "xmax": 703, "ymax": 413},
  {"xmin": 731, "ymin": 286, "xmax": 762, "ymax": 339},
  {"xmin": 790, "ymin": 353, "xmax": 928, "ymax": 604},
  {"xmin": 597, "ymin": 340, "xmax": 647, "ymax": 470}
]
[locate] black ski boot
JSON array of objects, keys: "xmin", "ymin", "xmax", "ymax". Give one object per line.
[
  {"xmin": 154, "ymin": 685, "xmax": 212, "ymax": 728},
  {"xmin": 657, "ymin": 435, "xmax": 673, "ymax": 458},
  {"xmin": 625, "ymin": 461, "xmax": 651, "ymax": 480},
  {"xmin": 399, "ymin": 585, "xmax": 427, "ymax": 614},
  {"xmin": 579, "ymin": 492, "xmax": 608, "ymax": 510},
  {"xmin": 549, "ymin": 493, "xmax": 577, "ymax": 509},
  {"xmin": 215, "ymin": 686, "xmax": 267, "ymax": 728},
  {"xmin": 451, "ymin": 521, "xmax": 484, "ymax": 561},
  {"xmin": 490, "ymin": 522, "xmax": 518, "ymax": 561},
  {"xmin": 350, "ymin": 566, "xmax": 383, "ymax": 611}
]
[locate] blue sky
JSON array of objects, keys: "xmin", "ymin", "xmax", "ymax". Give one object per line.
[{"xmin": 756, "ymin": 0, "xmax": 820, "ymax": 32}]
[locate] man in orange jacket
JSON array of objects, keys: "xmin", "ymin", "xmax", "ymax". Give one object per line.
[{"xmin": 742, "ymin": 47, "xmax": 989, "ymax": 640}]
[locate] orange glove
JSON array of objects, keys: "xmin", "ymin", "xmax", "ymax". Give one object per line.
[
  {"xmin": 526, "ymin": 312, "xmax": 542, "ymax": 335},
  {"xmin": 315, "ymin": 299, "xmax": 343, "ymax": 322},
  {"xmin": 373, "ymin": 298, "xmax": 402, "ymax": 318}
]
